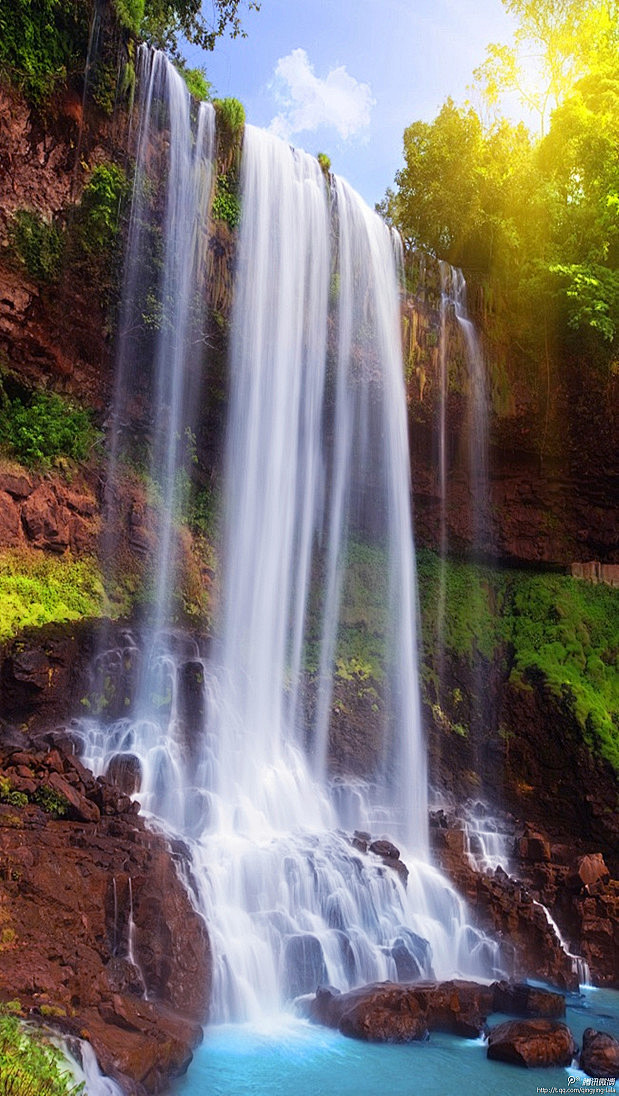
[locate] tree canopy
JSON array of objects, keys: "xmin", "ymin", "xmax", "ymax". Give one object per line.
[{"xmin": 382, "ymin": 0, "xmax": 619, "ymax": 357}]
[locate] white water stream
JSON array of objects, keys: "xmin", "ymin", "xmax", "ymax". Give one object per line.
[{"xmin": 79, "ymin": 53, "xmax": 502, "ymax": 1033}]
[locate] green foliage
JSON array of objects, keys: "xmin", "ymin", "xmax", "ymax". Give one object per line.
[
  {"xmin": 0, "ymin": 389, "xmax": 99, "ymax": 468},
  {"xmin": 176, "ymin": 64, "xmax": 212, "ymax": 101},
  {"xmin": 0, "ymin": 0, "xmax": 90, "ymax": 104},
  {"xmin": 34, "ymin": 785, "xmax": 69, "ymax": 817},
  {"xmin": 317, "ymin": 152, "xmax": 331, "ymax": 176},
  {"xmin": 141, "ymin": 0, "xmax": 259, "ymax": 57},
  {"xmin": 0, "ymin": 1012, "xmax": 83, "ymax": 1096},
  {"xmin": 214, "ymin": 96, "xmax": 245, "ymax": 138},
  {"xmin": 0, "ymin": 778, "xmax": 28, "ymax": 809},
  {"xmin": 416, "ymin": 551, "xmax": 619, "ymax": 773},
  {"xmin": 0, "ymin": 551, "xmax": 104, "ymax": 641},
  {"xmin": 113, "ymin": 0, "xmax": 146, "ymax": 34},
  {"xmin": 211, "ymin": 174, "xmax": 241, "ymax": 228},
  {"xmin": 9, "ymin": 211, "xmax": 64, "ymax": 284},
  {"xmin": 384, "ymin": 1, "xmax": 619, "ymax": 369},
  {"xmin": 77, "ymin": 163, "xmax": 128, "ymax": 255}
]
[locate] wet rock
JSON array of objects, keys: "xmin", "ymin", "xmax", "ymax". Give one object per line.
[
  {"xmin": 283, "ymin": 934, "xmax": 328, "ymax": 999},
  {"xmin": 492, "ymin": 981, "xmax": 565, "ymax": 1019},
  {"xmin": 568, "ymin": 854, "xmax": 610, "ymax": 893},
  {"xmin": 369, "ymin": 839, "xmax": 400, "ymax": 860},
  {"xmin": 21, "ymin": 484, "xmax": 70, "ymax": 552},
  {"xmin": 517, "ymin": 828, "xmax": 552, "ymax": 863},
  {"xmin": 106, "ymin": 753, "xmax": 142, "ymax": 796},
  {"xmin": 306, "ymin": 980, "xmax": 495, "ymax": 1042},
  {"xmin": 579, "ymin": 1028, "xmax": 619, "ymax": 1078},
  {"xmin": 47, "ymin": 770, "xmax": 101, "ymax": 823},
  {"xmin": 487, "ymin": 1019, "xmax": 576, "ymax": 1068},
  {"xmin": 0, "ymin": 469, "xmax": 33, "ymax": 498},
  {"xmin": 0, "ymin": 490, "xmax": 23, "ymax": 546}
]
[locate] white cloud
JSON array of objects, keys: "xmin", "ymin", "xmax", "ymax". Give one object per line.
[{"xmin": 269, "ymin": 48, "xmax": 374, "ymax": 142}]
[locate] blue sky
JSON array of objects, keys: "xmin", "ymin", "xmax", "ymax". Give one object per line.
[{"xmin": 185, "ymin": 0, "xmax": 516, "ymax": 208}]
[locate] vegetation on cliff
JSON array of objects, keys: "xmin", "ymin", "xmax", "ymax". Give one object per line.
[
  {"xmin": 0, "ymin": 0, "xmax": 258, "ymax": 104},
  {"xmin": 416, "ymin": 550, "xmax": 619, "ymax": 774},
  {"xmin": 0, "ymin": 552, "xmax": 104, "ymax": 642},
  {"xmin": 0, "ymin": 1011, "xmax": 82, "ymax": 1096}
]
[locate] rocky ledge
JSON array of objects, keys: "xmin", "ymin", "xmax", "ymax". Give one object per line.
[
  {"xmin": 0, "ymin": 731, "xmax": 211, "ymax": 1094},
  {"xmin": 302, "ymin": 979, "xmax": 565, "ymax": 1042}
]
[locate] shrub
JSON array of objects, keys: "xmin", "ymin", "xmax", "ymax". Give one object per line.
[
  {"xmin": 317, "ymin": 152, "xmax": 331, "ymax": 176},
  {"xmin": 0, "ymin": 0, "xmax": 90, "ymax": 104},
  {"xmin": 177, "ymin": 65, "xmax": 212, "ymax": 101},
  {"xmin": 0, "ymin": 389, "xmax": 99, "ymax": 468},
  {"xmin": 77, "ymin": 163, "xmax": 128, "ymax": 254},
  {"xmin": 34, "ymin": 786, "xmax": 69, "ymax": 817},
  {"xmin": 211, "ymin": 174, "xmax": 241, "ymax": 228},
  {"xmin": 213, "ymin": 96, "xmax": 245, "ymax": 136},
  {"xmin": 9, "ymin": 211, "xmax": 64, "ymax": 283},
  {"xmin": 0, "ymin": 1012, "xmax": 83, "ymax": 1096}
]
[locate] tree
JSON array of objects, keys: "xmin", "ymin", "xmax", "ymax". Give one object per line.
[
  {"xmin": 473, "ymin": 0, "xmax": 618, "ymax": 136},
  {"xmin": 140, "ymin": 0, "xmax": 260, "ymax": 56}
]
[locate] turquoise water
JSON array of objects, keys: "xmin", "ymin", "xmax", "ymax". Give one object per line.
[{"xmin": 174, "ymin": 988, "xmax": 619, "ymax": 1096}]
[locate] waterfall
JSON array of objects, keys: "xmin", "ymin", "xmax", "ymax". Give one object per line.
[{"xmin": 78, "ymin": 54, "xmax": 502, "ymax": 1032}]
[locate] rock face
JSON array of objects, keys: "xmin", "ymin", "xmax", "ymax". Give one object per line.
[
  {"xmin": 486, "ymin": 1019, "xmax": 576, "ymax": 1068},
  {"xmin": 579, "ymin": 1029, "xmax": 619, "ymax": 1079},
  {"xmin": 431, "ymin": 807, "xmax": 619, "ymax": 990},
  {"xmin": 0, "ymin": 734, "xmax": 211, "ymax": 1094},
  {"xmin": 0, "ymin": 468, "xmax": 100, "ymax": 554}
]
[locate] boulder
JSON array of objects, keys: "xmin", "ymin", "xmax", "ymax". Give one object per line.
[
  {"xmin": 492, "ymin": 981, "xmax": 565, "ymax": 1019},
  {"xmin": 568, "ymin": 854, "xmax": 610, "ymax": 893},
  {"xmin": 306, "ymin": 980, "xmax": 494, "ymax": 1042},
  {"xmin": 579, "ymin": 1028, "xmax": 619, "ymax": 1079},
  {"xmin": 487, "ymin": 1019, "xmax": 576, "ymax": 1068}
]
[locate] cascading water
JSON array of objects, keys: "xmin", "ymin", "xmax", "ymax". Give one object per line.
[{"xmin": 79, "ymin": 53, "xmax": 502, "ymax": 1041}]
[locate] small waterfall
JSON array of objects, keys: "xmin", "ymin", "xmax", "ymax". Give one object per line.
[{"xmin": 79, "ymin": 55, "xmax": 502, "ymax": 1037}]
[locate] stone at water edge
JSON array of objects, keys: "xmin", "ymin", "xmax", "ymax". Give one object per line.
[
  {"xmin": 492, "ymin": 981, "xmax": 566, "ymax": 1018},
  {"xmin": 487, "ymin": 1019, "xmax": 576, "ymax": 1068},
  {"xmin": 304, "ymin": 980, "xmax": 496, "ymax": 1042},
  {"xmin": 579, "ymin": 1029, "xmax": 619, "ymax": 1079}
]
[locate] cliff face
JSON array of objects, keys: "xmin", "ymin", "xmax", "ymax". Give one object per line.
[{"xmin": 403, "ymin": 264, "xmax": 618, "ymax": 567}]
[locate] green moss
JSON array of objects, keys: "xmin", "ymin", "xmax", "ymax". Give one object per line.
[
  {"xmin": 0, "ymin": 552, "xmax": 105, "ymax": 641},
  {"xmin": 0, "ymin": 1011, "xmax": 83, "ymax": 1095},
  {"xmin": 416, "ymin": 550, "xmax": 619, "ymax": 773}
]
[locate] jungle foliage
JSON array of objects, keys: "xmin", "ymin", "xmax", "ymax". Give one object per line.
[
  {"xmin": 380, "ymin": 0, "xmax": 619, "ymax": 366},
  {"xmin": 416, "ymin": 550, "xmax": 619, "ymax": 774},
  {"xmin": 0, "ymin": 0, "xmax": 258, "ymax": 102}
]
